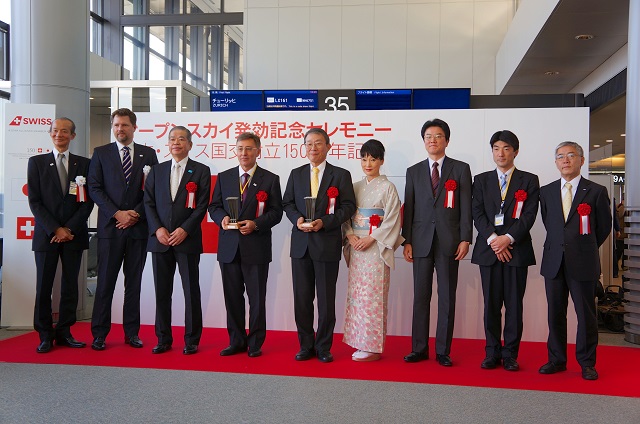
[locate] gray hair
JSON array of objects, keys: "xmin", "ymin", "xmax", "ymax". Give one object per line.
[{"xmin": 554, "ymin": 141, "xmax": 584, "ymax": 157}]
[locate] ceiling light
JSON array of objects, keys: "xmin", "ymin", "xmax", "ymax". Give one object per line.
[
  {"xmin": 575, "ymin": 34, "xmax": 594, "ymax": 40},
  {"xmin": 89, "ymin": 97, "xmax": 94, "ymax": 100},
  {"xmin": 544, "ymin": 71, "xmax": 559, "ymax": 76},
  {"xmin": 593, "ymin": 144, "xmax": 600, "ymax": 148},
  {"xmin": 621, "ymin": 133, "xmax": 626, "ymax": 137},
  {"xmin": 606, "ymin": 139, "xmax": 613, "ymax": 143}
]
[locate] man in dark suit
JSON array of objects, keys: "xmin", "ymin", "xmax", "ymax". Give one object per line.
[
  {"xmin": 403, "ymin": 118, "xmax": 472, "ymax": 367},
  {"xmin": 28, "ymin": 117, "xmax": 94, "ymax": 353},
  {"xmin": 539, "ymin": 141, "xmax": 611, "ymax": 381},
  {"xmin": 209, "ymin": 132, "xmax": 283, "ymax": 358},
  {"xmin": 471, "ymin": 130, "xmax": 539, "ymax": 371},
  {"xmin": 144, "ymin": 126, "xmax": 210, "ymax": 355},
  {"xmin": 283, "ymin": 128, "xmax": 356, "ymax": 363},
  {"xmin": 88, "ymin": 108, "xmax": 159, "ymax": 351}
]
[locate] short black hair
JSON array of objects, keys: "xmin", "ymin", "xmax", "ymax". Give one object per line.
[
  {"xmin": 360, "ymin": 139, "xmax": 385, "ymax": 160},
  {"xmin": 420, "ymin": 118, "xmax": 450, "ymax": 141},
  {"xmin": 489, "ymin": 130, "xmax": 519, "ymax": 151}
]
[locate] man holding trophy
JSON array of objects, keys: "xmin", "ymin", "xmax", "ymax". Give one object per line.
[
  {"xmin": 209, "ymin": 132, "xmax": 283, "ymax": 358},
  {"xmin": 283, "ymin": 128, "xmax": 356, "ymax": 363}
]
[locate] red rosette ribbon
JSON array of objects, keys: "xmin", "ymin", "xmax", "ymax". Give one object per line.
[
  {"xmin": 256, "ymin": 190, "xmax": 268, "ymax": 217},
  {"xmin": 369, "ymin": 214, "xmax": 381, "ymax": 235},
  {"xmin": 512, "ymin": 189, "xmax": 528, "ymax": 219},
  {"xmin": 577, "ymin": 203, "xmax": 591, "ymax": 235},
  {"xmin": 444, "ymin": 179, "xmax": 457, "ymax": 208},
  {"xmin": 326, "ymin": 186, "xmax": 339, "ymax": 214},
  {"xmin": 185, "ymin": 182, "xmax": 197, "ymax": 209}
]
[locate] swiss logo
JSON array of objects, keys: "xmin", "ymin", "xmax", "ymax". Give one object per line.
[
  {"xmin": 10, "ymin": 116, "xmax": 22, "ymax": 126},
  {"xmin": 17, "ymin": 217, "xmax": 36, "ymax": 240}
]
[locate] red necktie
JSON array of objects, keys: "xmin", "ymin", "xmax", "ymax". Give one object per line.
[
  {"xmin": 241, "ymin": 173, "xmax": 249, "ymax": 203},
  {"xmin": 431, "ymin": 162, "xmax": 439, "ymax": 196}
]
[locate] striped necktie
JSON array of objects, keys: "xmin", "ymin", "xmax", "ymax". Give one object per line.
[
  {"xmin": 562, "ymin": 182, "xmax": 573, "ymax": 221},
  {"xmin": 431, "ymin": 162, "xmax": 439, "ymax": 195},
  {"xmin": 122, "ymin": 146, "xmax": 132, "ymax": 185},
  {"xmin": 500, "ymin": 173, "xmax": 508, "ymax": 198}
]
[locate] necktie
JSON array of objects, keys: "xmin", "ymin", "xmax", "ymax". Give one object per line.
[
  {"xmin": 311, "ymin": 167, "xmax": 319, "ymax": 197},
  {"xmin": 171, "ymin": 163, "xmax": 181, "ymax": 201},
  {"xmin": 500, "ymin": 173, "xmax": 508, "ymax": 198},
  {"xmin": 122, "ymin": 146, "xmax": 132, "ymax": 185},
  {"xmin": 431, "ymin": 162, "xmax": 439, "ymax": 196},
  {"xmin": 241, "ymin": 172, "xmax": 250, "ymax": 203},
  {"xmin": 57, "ymin": 153, "xmax": 68, "ymax": 194},
  {"xmin": 562, "ymin": 182, "xmax": 573, "ymax": 221}
]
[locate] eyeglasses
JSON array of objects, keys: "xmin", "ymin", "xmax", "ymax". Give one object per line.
[
  {"xmin": 236, "ymin": 147, "xmax": 258, "ymax": 153},
  {"xmin": 305, "ymin": 141, "xmax": 326, "ymax": 149},
  {"xmin": 555, "ymin": 153, "xmax": 581, "ymax": 161},
  {"xmin": 424, "ymin": 134, "xmax": 445, "ymax": 141}
]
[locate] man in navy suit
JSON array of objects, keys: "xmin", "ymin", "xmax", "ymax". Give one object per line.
[
  {"xmin": 403, "ymin": 118, "xmax": 472, "ymax": 367},
  {"xmin": 538, "ymin": 141, "xmax": 611, "ymax": 380},
  {"xmin": 209, "ymin": 132, "xmax": 283, "ymax": 358},
  {"xmin": 471, "ymin": 130, "xmax": 539, "ymax": 371},
  {"xmin": 28, "ymin": 117, "xmax": 94, "ymax": 353},
  {"xmin": 144, "ymin": 126, "xmax": 210, "ymax": 355},
  {"xmin": 283, "ymin": 128, "xmax": 356, "ymax": 363},
  {"xmin": 88, "ymin": 108, "xmax": 158, "ymax": 351}
]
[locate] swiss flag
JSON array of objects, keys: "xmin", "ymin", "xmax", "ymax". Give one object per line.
[
  {"xmin": 17, "ymin": 217, "xmax": 36, "ymax": 239},
  {"xmin": 201, "ymin": 175, "xmax": 219, "ymax": 254}
]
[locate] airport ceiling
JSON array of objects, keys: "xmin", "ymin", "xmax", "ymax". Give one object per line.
[{"xmin": 500, "ymin": 0, "xmax": 629, "ymax": 162}]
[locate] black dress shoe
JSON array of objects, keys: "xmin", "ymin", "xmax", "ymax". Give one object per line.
[
  {"xmin": 152, "ymin": 343, "xmax": 172, "ymax": 354},
  {"xmin": 37, "ymin": 340, "xmax": 52, "ymax": 353},
  {"xmin": 248, "ymin": 348, "xmax": 262, "ymax": 358},
  {"xmin": 582, "ymin": 366, "xmax": 598, "ymax": 380},
  {"xmin": 295, "ymin": 349, "xmax": 316, "ymax": 361},
  {"xmin": 220, "ymin": 345, "xmax": 247, "ymax": 356},
  {"xmin": 503, "ymin": 357, "xmax": 520, "ymax": 371},
  {"xmin": 183, "ymin": 345, "xmax": 198, "ymax": 355},
  {"xmin": 317, "ymin": 351, "xmax": 334, "ymax": 363},
  {"xmin": 404, "ymin": 351, "xmax": 428, "ymax": 363},
  {"xmin": 538, "ymin": 361, "xmax": 567, "ymax": 374},
  {"xmin": 91, "ymin": 337, "xmax": 106, "ymax": 351},
  {"xmin": 481, "ymin": 356, "xmax": 500, "ymax": 369},
  {"xmin": 55, "ymin": 336, "xmax": 86, "ymax": 348},
  {"xmin": 125, "ymin": 335, "xmax": 143, "ymax": 348},
  {"xmin": 436, "ymin": 354, "xmax": 453, "ymax": 367}
]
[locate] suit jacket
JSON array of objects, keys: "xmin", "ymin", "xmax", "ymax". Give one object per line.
[
  {"xmin": 144, "ymin": 158, "xmax": 211, "ymax": 254},
  {"xmin": 471, "ymin": 168, "xmax": 539, "ymax": 267},
  {"xmin": 283, "ymin": 162, "xmax": 356, "ymax": 262},
  {"xmin": 402, "ymin": 156, "xmax": 473, "ymax": 257},
  {"xmin": 88, "ymin": 142, "xmax": 159, "ymax": 239},
  {"xmin": 540, "ymin": 177, "xmax": 611, "ymax": 281},
  {"xmin": 28, "ymin": 152, "xmax": 95, "ymax": 251},
  {"xmin": 209, "ymin": 165, "xmax": 283, "ymax": 264}
]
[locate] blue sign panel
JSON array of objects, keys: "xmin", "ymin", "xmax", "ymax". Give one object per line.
[
  {"xmin": 209, "ymin": 90, "xmax": 263, "ymax": 111},
  {"xmin": 264, "ymin": 90, "xmax": 318, "ymax": 110},
  {"xmin": 412, "ymin": 88, "xmax": 471, "ymax": 109},
  {"xmin": 355, "ymin": 89, "xmax": 412, "ymax": 110}
]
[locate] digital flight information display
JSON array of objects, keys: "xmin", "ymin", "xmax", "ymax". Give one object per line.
[
  {"xmin": 355, "ymin": 89, "xmax": 412, "ymax": 110},
  {"xmin": 263, "ymin": 90, "xmax": 319, "ymax": 110},
  {"xmin": 209, "ymin": 90, "xmax": 263, "ymax": 111}
]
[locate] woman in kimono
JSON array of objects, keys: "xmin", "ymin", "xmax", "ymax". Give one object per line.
[{"xmin": 343, "ymin": 139, "xmax": 404, "ymax": 361}]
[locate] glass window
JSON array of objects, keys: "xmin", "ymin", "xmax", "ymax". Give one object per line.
[
  {"xmin": 151, "ymin": 0, "xmax": 182, "ymax": 15},
  {"xmin": 148, "ymin": 26, "xmax": 183, "ymax": 81},
  {"xmin": 187, "ymin": 0, "xmax": 220, "ymax": 13},
  {"xmin": 0, "ymin": 23, "xmax": 8, "ymax": 81},
  {"xmin": 123, "ymin": 26, "xmax": 147, "ymax": 80},
  {"xmin": 186, "ymin": 25, "xmax": 221, "ymax": 91},
  {"xmin": 224, "ymin": 25, "xmax": 243, "ymax": 90},
  {"xmin": 90, "ymin": 0, "xmax": 103, "ymax": 14},
  {"xmin": 123, "ymin": 0, "xmax": 144, "ymax": 15},
  {"xmin": 90, "ymin": 17, "xmax": 103, "ymax": 55}
]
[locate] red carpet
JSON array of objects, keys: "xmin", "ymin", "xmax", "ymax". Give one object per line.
[{"xmin": 1, "ymin": 322, "xmax": 638, "ymax": 398}]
